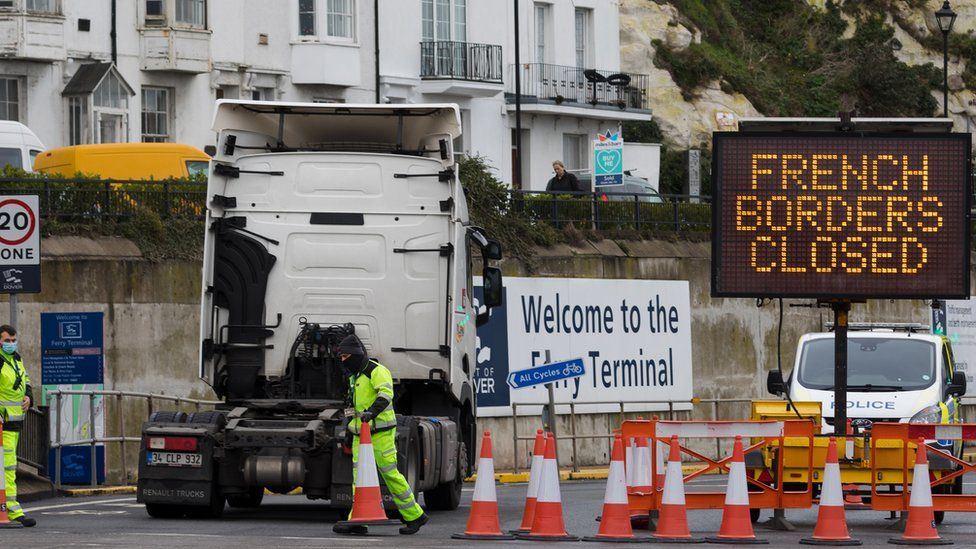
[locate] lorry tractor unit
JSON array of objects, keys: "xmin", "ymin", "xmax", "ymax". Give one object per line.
[{"xmin": 136, "ymin": 101, "xmax": 504, "ymax": 518}]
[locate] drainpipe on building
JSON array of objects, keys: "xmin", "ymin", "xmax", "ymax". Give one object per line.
[
  {"xmin": 374, "ymin": 0, "xmax": 380, "ymax": 103},
  {"xmin": 110, "ymin": 0, "xmax": 118, "ymax": 65}
]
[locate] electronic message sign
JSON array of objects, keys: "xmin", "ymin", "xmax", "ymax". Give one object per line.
[{"xmin": 711, "ymin": 132, "xmax": 971, "ymax": 299}]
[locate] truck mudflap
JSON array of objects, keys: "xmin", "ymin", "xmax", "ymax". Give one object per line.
[{"xmin": 136, "ymin": 424, "xmax": 220, "ymax": 506}]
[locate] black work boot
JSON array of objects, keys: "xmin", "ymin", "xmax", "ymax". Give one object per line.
[
  {"xmin": 399, "ymin": 513, "xmax": 428, "ymax": 535},
  {"xmin": 15, "ymin": 515, "xmax": 36, "ymax": 527},
  {"xmin": 333, "ymin": 523, "xmax": 368, "ymax": 535}
]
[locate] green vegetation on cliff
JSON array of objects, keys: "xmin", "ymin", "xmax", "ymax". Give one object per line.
[{"xmin": 653, "ymin": 0, "xmax": 942, "ymax": 117}]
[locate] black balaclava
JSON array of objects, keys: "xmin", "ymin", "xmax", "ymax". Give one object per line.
[{"xmin": 336, "ymin": 333, "xmax": 369, "ymax": 376}]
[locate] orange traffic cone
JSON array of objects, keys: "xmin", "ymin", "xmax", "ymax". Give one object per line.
[
  {"xmin": 0, "ymin": 421, "xmax": 23, "ymax": 529},
  {"xmin": 707, "ymin": 435, "xmax": 766, "ymax": 544},
  {"xmin": 632, "ymin": 436, "xmax": 652, "ymax": 494},
  {"xmin": 889, "ymin": 438, "xmax": 952, "ymax": 545},
  {"xmin": 512, "ymin": 429, "xmax": 547, "ymax": 534},
  {"xmin": 453, "ymin": 431, "xmax": 513, "ymax": 540},
  {"xmin": 584, "ymin": 433, "xmax": 640, "ymax": 543},
  {"xmin": 653, "ymin": 435, "xmax": 704, "ymax": 543},
  {"xmin": 334, "ymin": 422, "xmax": 401, "ymax": 531},
  {"xmin": 800, "ymin": 437, "xmax": 861, "ymax": 546},
  {"xmin": 515, "ymin": 432, "xmax": 580, "ymax": 541}
]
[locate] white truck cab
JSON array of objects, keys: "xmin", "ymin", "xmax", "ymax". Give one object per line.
[{"xmin": 773, "ymin": 325, "xmax": 966, "ymax": 438}]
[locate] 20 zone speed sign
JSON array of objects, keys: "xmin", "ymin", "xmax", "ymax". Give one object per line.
[{"xmin": 0, "ymin": 195, "xmax": 41, "ymax": 293}]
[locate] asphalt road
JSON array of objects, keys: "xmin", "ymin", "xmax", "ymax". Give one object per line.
[{"xmin": 8, "ymin": 478, "xmax": 976, "ymax": 548}]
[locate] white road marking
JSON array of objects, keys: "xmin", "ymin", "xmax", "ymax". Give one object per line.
[
  {"xmin": 24, "ymin": 497, "xmax": 136, "ymax": 512},
  {"xmin": 44, "ymin": 509, "xmax": 128, "ymax": 516},
  {"xmin": 281, "ymin": 536, "xmax": 382, "ymax": 542},
  {"xmin": 125, "ymin": 533, "xmax": 223, "ymax": 538}
]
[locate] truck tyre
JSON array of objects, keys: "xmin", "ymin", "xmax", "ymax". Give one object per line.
[
  {"xmin": 424, "ymin": 441, "xmax": 466, "ymax": 511},
  {"xmin": 145, "ymin": 503, "xmax": 184, "ymax": 519},
  {"xmin": 187, "ymin": 411, "xmax": 226, "ymax": 428},
  {"xmin": 226, "ymin": 487, "xmax": 264, "ymax": 508},
  {"xmin": 187, "ymin": 482, "xmax": 225, "ymax": 519},
  {"xmin": 149, "ymin": 411, "xmax": 188, "ymax": 423}
]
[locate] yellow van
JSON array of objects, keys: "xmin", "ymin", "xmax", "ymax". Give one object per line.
[{"xmin": 33, "ymin": 143, "xmax": 210, "ymax": 179}]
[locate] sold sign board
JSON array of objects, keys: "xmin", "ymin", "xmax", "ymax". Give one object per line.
[
  {"xmin": 711, "ymin": 133, "xmax": 971, "ymax": 299},
  {"xmin": 593, "ymin": 130, "xmax": 624, "ymax": 186},
  {"xmin": 0, "ymin": 195, "xmax": 40, "ymax": 293}
]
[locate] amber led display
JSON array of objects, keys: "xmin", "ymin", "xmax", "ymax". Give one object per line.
[{"xmin": 711, "ymin": 133, "xmax": 971, "ymax": 298}]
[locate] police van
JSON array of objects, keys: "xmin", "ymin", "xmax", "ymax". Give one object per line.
[{"xmin": 767, "ymin": 323, "xmax": 967, "ymax": 519}]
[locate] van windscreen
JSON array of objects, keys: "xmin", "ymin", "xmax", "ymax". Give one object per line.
[
  {"xmin": 798, "ymin": 337, "xmax": 936, "ymax": 391},
  {"xmin": 0, "ymin": 148, "xmax": 22, "ymax": 170}
]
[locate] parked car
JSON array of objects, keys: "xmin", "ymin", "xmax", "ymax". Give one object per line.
[
  {"xmin": 34, "ymin": 143, "xmax": 210, "ymax": 179},
  {"xmin": 577, "ymin": 173, "xmax": 664, "ymax": 203},
  {"xmin": 0, "ymin": 121, "xmax": 45, "ymax": 172}
]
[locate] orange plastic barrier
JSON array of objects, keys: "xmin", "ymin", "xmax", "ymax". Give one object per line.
[
  {"xmin": 871, "ymin": 422, "xmax": 976, "ymax": 513},
  {"xmin": 621, "ymin": 419, "xmax": 816, "ymax": 517}
]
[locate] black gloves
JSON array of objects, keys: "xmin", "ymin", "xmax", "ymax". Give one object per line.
[{"xmin": 359, "ymin": 410, "xmax": 375, "ymax": 424}]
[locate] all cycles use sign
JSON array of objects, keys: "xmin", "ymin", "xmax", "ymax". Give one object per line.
[
  {"xmin": 711, "ymin": 133, "xmax": 971, "ymax": 299},
  {"xmin": 0, "ymin": 195, "xmax": 40, "ymax": 293}
]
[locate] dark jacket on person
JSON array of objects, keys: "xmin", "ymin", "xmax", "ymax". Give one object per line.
[{"xmin": 546, "ymin": 171, "xmax": 583, "ymax": 193}]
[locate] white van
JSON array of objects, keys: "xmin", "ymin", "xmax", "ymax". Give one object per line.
[{"xmin": 0, "ymin": 121, "xmax": 45, "ymax": 171}]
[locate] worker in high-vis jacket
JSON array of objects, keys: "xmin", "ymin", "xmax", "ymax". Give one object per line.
[
  {"xmin": 332, "ymin": 333, "xmax": 428, "ymax": 536},
  {"xmin": 0, "ymin": 325, "xmax": 35, "ymax": 527}
]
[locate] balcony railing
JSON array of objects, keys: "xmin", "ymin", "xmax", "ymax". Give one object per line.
[
  {"xmin": 507, "ymin": 63, "xmax": 649, "ymax": 111},
  {"xmin": 420, "ymin": 40, "xmax": 503, "ymax": 83}
]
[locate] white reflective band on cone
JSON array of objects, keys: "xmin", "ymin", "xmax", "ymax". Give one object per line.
[
  {"xmin": 656, "ymin": 421, "xmax": 784, "ymax": 439},
  {"xmin": 845, "ymin": 439, "xmax": 854, "ymax": 460},
  {"xmin": 632, "ymin": 441, "xmax": 651, "ymax": 488},
  {"xmin": 661, "ymin": 460, "xmax": 686, "ymax": 505},
  {"xmin": 472, "ymin": 457, "xmax": 496, "ymax": 503},
  {"xmin": 357, "ymin": 442, "xmax": 380, "ymax": 488},
  {"xmin": 909, "ymin": 462, "xmax": 933, "ymax": 508},
  {"xmin": 605, "ymin": 459, "xmax": 628, "ymax": 505},
  {"xmin": 536, "ymin": 456, "xmax": 562, "ymax": 504},
  {"xmin": 819, "ymin": 462, "xmax": 843, "ymax": 506},
  {"xmin": 625, "ymin": 442, "xmax": 634, "ymax": 486},
  {"xmin": 527, "ymin": 455, "xmax": 544, "ymax": 498},
  {"xmin": 725, "ymin": 460, "xmax": 749, "ymax": 506}
]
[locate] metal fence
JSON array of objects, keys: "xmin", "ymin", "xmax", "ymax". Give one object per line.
[
  {"xmin": 0, "ymin": 178, "xmax": 208, "ymax": 220},
  {"xmin": 512, "ymin": 189, "xmax": 711, "ymax": 232},
  {"xmin": 508, "ymin": 63, "xmax": 650, "ymax": 110},
  {"xmin": 48, "ymin": 389, "xmax": 219, "ymax": 489},
  {"xmin": 16, "ymin": 407, "xmax": 49, "ymax": 476}
]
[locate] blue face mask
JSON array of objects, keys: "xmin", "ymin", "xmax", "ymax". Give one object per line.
[{"xmin": 2, "ymin": 342, "xmax": 16, "ymax": 354}]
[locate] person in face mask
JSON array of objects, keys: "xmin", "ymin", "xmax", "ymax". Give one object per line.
[
  {"xmin": 331, "ymin": 333, "xmax": 428, "ymax": 536},
  {"xmin": 0, "ymin": 325, "xmax": 34, "ymax": 527}
]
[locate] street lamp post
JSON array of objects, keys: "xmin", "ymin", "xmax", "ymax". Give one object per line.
[{"xmin": 935, "ymin": 1, "xmax": 957, "ymax": 118}]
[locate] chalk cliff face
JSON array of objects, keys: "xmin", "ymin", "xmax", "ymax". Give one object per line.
[{"xmin": 620, "ymin": 0, "xmax": 976, "ymax": 147}]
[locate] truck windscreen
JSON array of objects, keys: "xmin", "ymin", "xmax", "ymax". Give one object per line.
[{"xmin": 797, "ymin": 337, "xmax": 936, "ymax": 391}]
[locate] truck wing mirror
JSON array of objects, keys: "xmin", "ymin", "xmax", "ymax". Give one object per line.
[
  {"xmin": 948, "ymin": 371, "xmax": 967, "ymax": 398},
  {"xmin": 481, "ymin": 267, "xmax": 503, "ymax": 308},
  {"xmin": 483, "ymin": 239, "xmax": 502, "ymax": 261},
  {"xmin": 767, "ymin": 370, "xmax": 786, "ymax": 396}
]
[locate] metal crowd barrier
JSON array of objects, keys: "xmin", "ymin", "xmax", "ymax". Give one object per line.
[
  {"xmin": 48, "ymin": 389, "xmax": 219, "ymax": 490},
  {"xmin": 16, "ymin": 407, "xmax": 49, "ymax": 476}
]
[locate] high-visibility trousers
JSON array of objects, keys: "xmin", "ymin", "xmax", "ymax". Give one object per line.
[
  {"xmin": 3, "ymin": 430, "xmax": 22, "ymax": 520},
  {"xmin": 350, "ymin": 428, "xmax": 423, "ymax": 522}
]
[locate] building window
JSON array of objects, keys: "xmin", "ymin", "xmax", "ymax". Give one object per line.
[
  {"xmin": 326, "ymin": 0, "xmax": 354, "ymax": 40},
  {"xmin": 175, "ymin": 0, "xmax": 205, "ymax": 27},
  {"xmin": 0, "ymin": 78, "xmax": 19, "ymax": 122},
  {"xmin": 26, "ymin": 0, "xmax": 58, "ymax": 12},
  {"xmin": 67, "ymin": 70, "xmax": 132, "ymax": 145},
  {"xmin": 251, "ymin": 87, "xmax": 274, "ymax": 101},
  {"xmin": 562, "ymin": 134, "xmax": 586, "ymax": 172},
  {"xmin": 574, "ymin": 8, "xmax": 590, "ymax": 69},
  {"xmin": 534, "ymin": 3, "xmax": 548, "ymax": 64},
  {"xmin": 0, "ymin": 1, "xmax": 13, "ymax": 9},
  {"xmin": 298, "ymin": 0, "xmax": 315, "ymax": 36},
  {"xmin": 68, "ymin": 96, "xmax": 88, "ymax": 145},
  {"xmin": 141, "ymin": 87, "xmax": 171, "ymax": 143}
]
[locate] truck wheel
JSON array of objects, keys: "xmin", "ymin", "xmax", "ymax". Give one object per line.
[
  {"xmin": 187, "ymin": 482, "xmax": 225, "ymax": 519},
  {"xmin": 149, "ymin": 411, "xmax": 188, "ymax": 423},
  {"xmin": 226, "ymin": 487, "xmax": 264, "ymax": 508},
  {"xmin": 187, "ymin": 411, "xmax": 226, "ymax": 428},
  {"xmin": 145, "ymin": 503, "xmax": 184, "ymax": 519},
  {"xmin": 423, "ymin": 442, "xmax": 466, "ymax": 511}
]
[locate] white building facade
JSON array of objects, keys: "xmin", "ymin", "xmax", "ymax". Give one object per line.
[{"xmin": 1, "ymin": 0, "xmax": 650, "ymax": 188}]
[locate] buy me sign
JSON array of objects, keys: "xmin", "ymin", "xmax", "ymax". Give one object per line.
[
  {"xmin": 0, "ymin": 195, "xmax": 41, "ymax": 293},
  {"xmin": 593, "ymin": 131, "xmax": 624, "ymax": 186},
  {"xmin": 711, "ymin": 133, "xmax": 971, "ymax": 299}
]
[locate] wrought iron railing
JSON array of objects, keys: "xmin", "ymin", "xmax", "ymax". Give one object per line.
[
  {"xmin": 16, "ymin": 407, "xmax": 49, "ymax": 476},
  {"xmin": 420, "ymin": 40, "xmax": 503, "ymax": 83},
  {"xmin": 507, "ymin": 63, "xmax": 650, "ymax": 110},
  {"xmin": 512, "ymin": 189, "xmax": 711, "ymax": 232},
  {"xmin": 0, "ymin": 178, "xmax": 207, "ymax": 220}
]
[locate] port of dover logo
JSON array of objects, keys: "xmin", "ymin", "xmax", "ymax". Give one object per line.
[{"xmin": 593, "ymin": 130, "xmax": 623, "ymax": 186}]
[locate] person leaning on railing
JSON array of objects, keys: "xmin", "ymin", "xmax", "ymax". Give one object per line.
[{"xmin": 0, "ymin": 324, "xmax": 35, "ymax": 527}]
